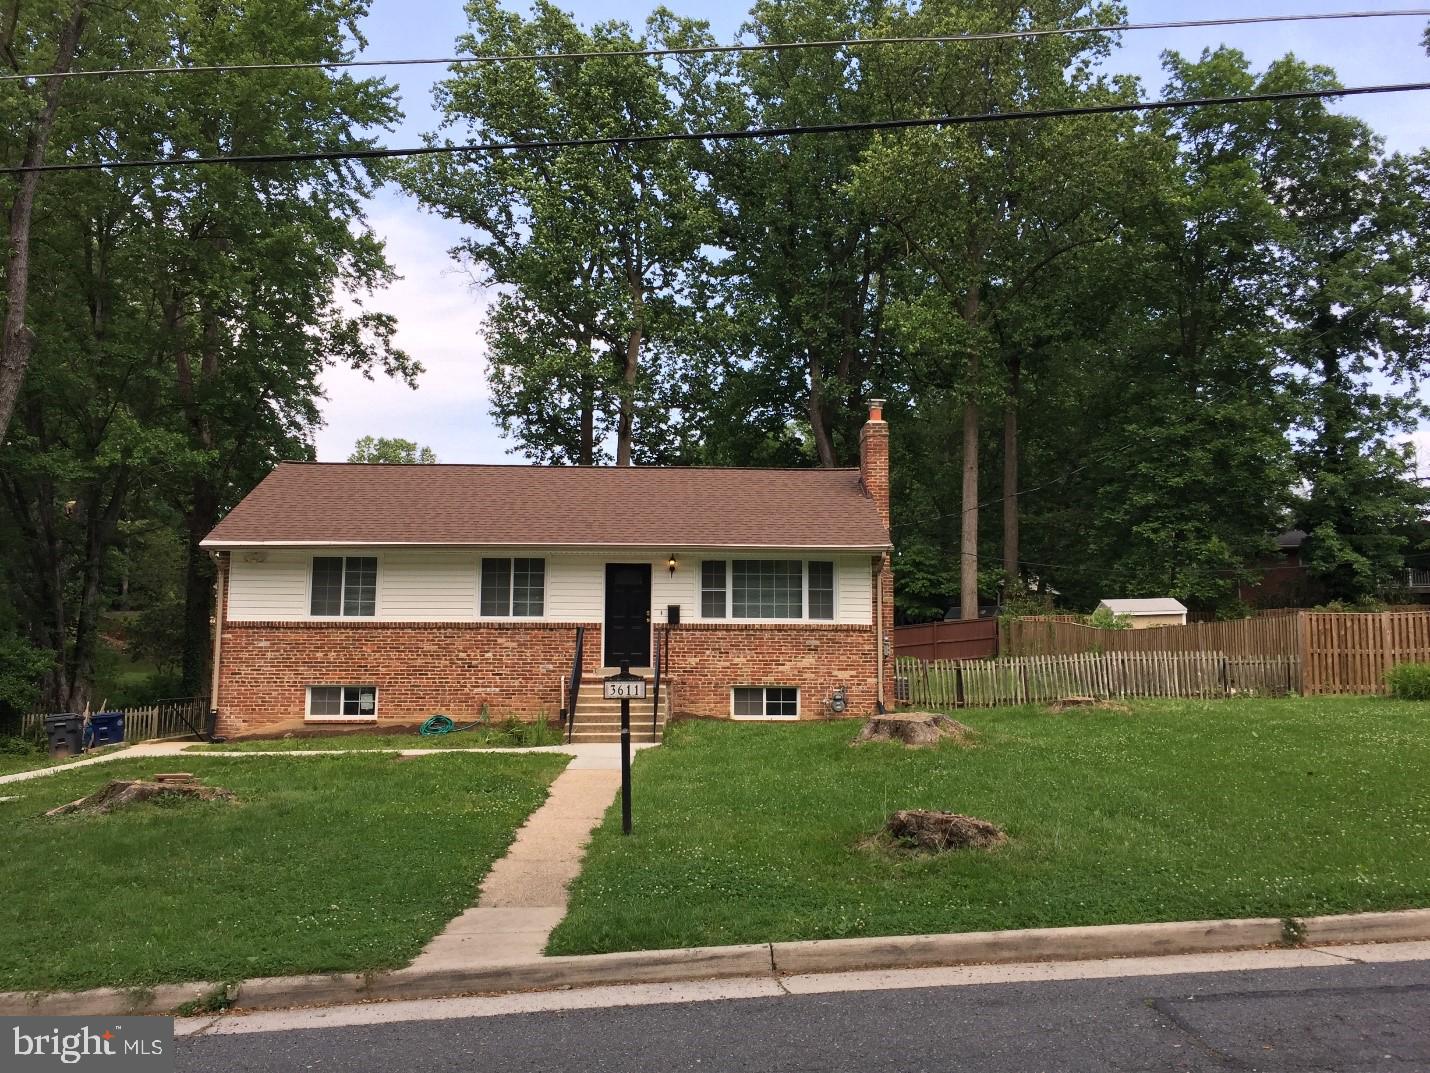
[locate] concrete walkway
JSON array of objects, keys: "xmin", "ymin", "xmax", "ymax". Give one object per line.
[
  {"xmin": 411, "ymin": 756, "xmax": 623, "ymax": 968},
  {"xmin": 0, "ymin": 739, "xmax": 651, "ymax": 786}
]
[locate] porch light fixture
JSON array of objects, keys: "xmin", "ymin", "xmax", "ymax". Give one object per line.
[{"xmin": 667, "ymin": 553, "xmax": 678, "ymax": 577}]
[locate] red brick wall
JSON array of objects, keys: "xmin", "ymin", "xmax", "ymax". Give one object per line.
[
  {"xmin": 215, "ymin": 617, "xmax": 890, "ymax": 733},
  {"xmin": 662, "ymin": 622, "xmax": 883, "ymax": 720},
  {"xmin": 216, "ymin": 621, "xmax": 604, "ymax": 735}
]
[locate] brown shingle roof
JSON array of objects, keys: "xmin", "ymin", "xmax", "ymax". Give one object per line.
[{"xmin": 202, "ymin": 463, "xmax": 890, "ymax": 549}]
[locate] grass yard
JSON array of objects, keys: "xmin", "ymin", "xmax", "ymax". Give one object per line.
[
  {"xmin": 0, "ymin": 752, "xmax": 566, "ymax": 993},
  {"xmin": 0, "ymin": 739, "xmax": 126, "ymax": 778},
  {"xmin": 548, "ymin": 695, "xmax": 1430, "ymax": 955}
]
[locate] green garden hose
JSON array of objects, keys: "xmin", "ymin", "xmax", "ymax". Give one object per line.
[{"xmin": 419, "ymin": 713, "xmax": 483, "ymax": 736}]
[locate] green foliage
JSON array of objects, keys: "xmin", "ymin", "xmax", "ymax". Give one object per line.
[
  {"xmin": 401, "ymin": 0, "xmax": 717, "ymax": 465},
  {"xmin": 1086, "ymin": 606, "xmax": 1133, "ymax": 630},
  {"xmin": 1386, "ymin": 662, "xmax": 1430, "ymax": 700},
  {"xmin": 0, "ymin": 632, "xmax": 52, "ymax": 718},
  {"xmin": 348, "ymin": 437, "xmax": 438, "ymax": 464}
]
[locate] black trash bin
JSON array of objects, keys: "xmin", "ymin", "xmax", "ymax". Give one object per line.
[
  {"xmin": 43, "ymin": 713, "xmax": 83, "ymax": 758},
  {"xmin": 87, "ymin": 711, "xmax": 125, "ymax": 748}
]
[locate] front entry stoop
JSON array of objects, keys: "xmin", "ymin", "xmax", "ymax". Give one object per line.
[{"xmin": 565, "ymin": 676, "xmax": 668, "ymax": 744}]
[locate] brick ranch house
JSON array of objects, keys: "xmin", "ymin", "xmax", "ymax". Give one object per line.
[{"xmin": 201, "ymin": 402, "xmax": 894, "ymax": 738}]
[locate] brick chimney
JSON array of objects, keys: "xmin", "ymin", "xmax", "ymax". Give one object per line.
[{"xmin": 859, "ymin": 398, "xmax": 889, "ymax": 530}]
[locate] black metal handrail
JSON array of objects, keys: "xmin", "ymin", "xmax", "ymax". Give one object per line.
[
  {"xmin": 651, "ymin": 627, "xmax": 663, "ymax": 737},
  {"xmin": 564, "ymin": 625, "xmax": 585, "ymax": 744}
]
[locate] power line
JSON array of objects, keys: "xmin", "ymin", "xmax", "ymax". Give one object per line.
[
  {"xmin": 3, "ymin": 8, "xmax": 1428, "ymax": 83},
  {"xmin": 4, "ymin": 79, "xmax": 1428, "ymax": 176}
]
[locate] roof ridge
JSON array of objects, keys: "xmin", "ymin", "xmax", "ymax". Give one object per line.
[{"xmin": 279, "ymin": 460, "xmax": 862, "ymax": 473}]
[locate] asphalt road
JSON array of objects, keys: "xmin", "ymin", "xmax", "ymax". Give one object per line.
[{"xmin": 178, "ymin": 958, "xmax": 1430, "ymax": 1073}]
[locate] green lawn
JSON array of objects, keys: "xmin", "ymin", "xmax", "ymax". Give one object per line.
[
  {"xmin": 190, "ymin": 722, "xmax": 562, "ymax": 752},
  {"xmin": 548, "ymin": 696, "xmax": 1430, "ymax": 955},
  {"xmin": 0, "ymin": 752, "xmax": 566, "ymax": 993},
  {"xmin": 0, "ymin": 740, "xmax": 126, "ymax": 777}
]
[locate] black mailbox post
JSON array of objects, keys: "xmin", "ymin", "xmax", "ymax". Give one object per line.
[{"xmin": 603, "ymin": 660, "xmax": 646, "ymax": 835}]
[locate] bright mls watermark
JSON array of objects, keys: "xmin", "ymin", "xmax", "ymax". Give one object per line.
[{"xmin": 4, "ymin": 1017, "xmax": 173, "ymax": 1072}]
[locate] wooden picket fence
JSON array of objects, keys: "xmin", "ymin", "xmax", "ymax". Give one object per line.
[
  {"xmin": 896, "ymin": 652, "xmax": 1299, "ymax": 709},
  {"xmin": 973, "ymin": 609, "xmax": 1430, "ymax": 697},
  {"xmin": 20, "ymin": 697, "xmax": 210, "ymax": 743}
]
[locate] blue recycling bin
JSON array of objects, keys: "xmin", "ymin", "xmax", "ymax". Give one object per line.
[{"xmin": 86, "ymin": 711, "xmax": 125, "ymax": 748}]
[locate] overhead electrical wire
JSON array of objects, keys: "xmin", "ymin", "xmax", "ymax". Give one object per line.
[
  {"xmin": 4, "ymin": 79, "xmax": 1429, "ymax": 176},
  {"xmin": 2, "ymin": 7, "xmax": 1428, "ymax": 83}
]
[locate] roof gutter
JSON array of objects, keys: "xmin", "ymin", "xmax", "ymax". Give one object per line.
[{"xmin": 201, "ymin": 540, "xmax": 894, "ymax": 552}]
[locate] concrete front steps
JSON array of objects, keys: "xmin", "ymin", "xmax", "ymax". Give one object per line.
[{"xmin": 564, "ymin": 678, "xmax": 668, "ymax": 744}]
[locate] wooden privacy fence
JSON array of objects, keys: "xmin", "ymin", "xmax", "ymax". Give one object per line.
[
  {"xmin": 21, "ymin": 697, "xmax": 210, "ymax": 743},
  {"xmin": 897, "ymin": 652, "xmax": 1300, "ymax": 709},
  {"xmin": 1004, "ymin": 614, "xmax": 1297, "ymax": 659},
  {"xmin": 1301, "ymin": 612, "xmax": 1430, "ymax": 695},
  {"xmin": 893, "ymin": 619, "xmax": 999, "ymax": 661}
]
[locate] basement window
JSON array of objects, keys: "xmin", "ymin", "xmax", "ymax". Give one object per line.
[
  {"xmin": 732, "ymin": 686, "xmax": 799, "ymax": 720},
  {"xmin": 307, "ymin": 685, "xmax": 377, "ymax": 721}
]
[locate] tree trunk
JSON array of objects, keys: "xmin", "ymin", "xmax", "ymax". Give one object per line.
[
  {"xmin": 0, "ymin": 0, "xmax": 89, "ymax": 443},
  {"xmin": 807, "ymin": 348, "xmax": 837, "ymax": 467},
  {"xmin": 960, "ymin": 388, "xmax": 980, "ymax": 621},
  {"xmin": 1002, "ymin": 352, "xmax": 1021, "ymax": 583},
  {"xmin": 180, "ymin": 480, "xmax": 220, "ymax": 695},
  {"xmin": 959, "ymin": 277, "xmax": 984, "ymax": 621},
  {"xmin": 577, "ymin": 331, "xmax": 595, "ymax": 465},
  {"xmin": 616, "ymin": 277, "xmax": 642, "ymax": 467}
]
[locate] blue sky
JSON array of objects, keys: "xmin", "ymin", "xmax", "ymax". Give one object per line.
[{"xmin": 316, "ymin": 1, "xmax": 1430, "ymax": 464}]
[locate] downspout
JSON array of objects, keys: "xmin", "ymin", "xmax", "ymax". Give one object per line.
[
  {"xmin": 875, "ymin": 553, "xmax": 887, "ymax": 714},
  {"xmin": 208, "ymin": 550, "xmax": 226, "ymax": 737}
]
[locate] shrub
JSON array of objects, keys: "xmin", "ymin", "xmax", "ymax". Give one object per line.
[
  {"xmin": 1086, "ymin": 606, "xmax": 1133, "ymax": 630},
  {"xmin": 1386, "ymin": 662, "xmax": 1430, "ymax": 700}
]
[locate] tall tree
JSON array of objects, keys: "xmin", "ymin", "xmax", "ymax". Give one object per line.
[
  {"xmin": 402, "ymin": 0, "xmax": 715, "ymax": 465},
  {"xmin": 0, "ymin": 0, "xmax": 91, "ymax": 443},
  {"xmin": 852, "ymin": 0, "xmax": 1130, "ymax": 618},
  {"xmin": 691, "ymin": 0, "xmax": 899, "ymax": 468}
]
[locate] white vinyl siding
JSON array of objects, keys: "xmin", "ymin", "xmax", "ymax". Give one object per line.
[
  {"xmin": 226, "ymin": 554, "xmax": 309, "ymax": 619},
  {"xmin": 224, "ymin": 548, "xmax": 876, "ymax": 625},
  {"xmin": 379, "ymin": 551, "xmax": 477, "ymax": 620}
]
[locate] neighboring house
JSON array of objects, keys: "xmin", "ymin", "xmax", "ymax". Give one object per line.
[
  {"xmin": 1238, "ymin": 529, "xmax": 1314, "ymax": 608},
  {"xmin": 1096, "ymin": 598, "xmax": 1188, "ymax": 628},
  {"xmin": 201, "ymin": 403, "xmax": 895, "ymax": 737}
]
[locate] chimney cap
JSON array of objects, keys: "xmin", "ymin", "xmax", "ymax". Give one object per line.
[{"xmin": 868, "ymin": 398, "xmax": 887, "ymax": 422}]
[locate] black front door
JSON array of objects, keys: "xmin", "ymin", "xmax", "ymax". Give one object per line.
[{"xmin": 604, "ymin": 563, "xmax": 652, "ymax": 667}]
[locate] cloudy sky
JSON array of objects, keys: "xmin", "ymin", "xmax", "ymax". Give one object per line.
[{"xmin": 317, "ymin": 0, "xmax": 1430, "ymax": 467}]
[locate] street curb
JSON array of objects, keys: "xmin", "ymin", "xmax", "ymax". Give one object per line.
[
  {"xmin": 768, "ymin": 917, "xmax": 1285, "ymax": 974},
  {"xmin": 1298, "ymin": 908, "xmax": 1430, "ymax": 945},
  {"xmin": 4, "ymin": 909, "xmax": 1428, "ymax": 1016}
]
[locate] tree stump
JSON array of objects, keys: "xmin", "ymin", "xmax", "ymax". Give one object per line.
[
  {"xmin": 46, "ymin": 779, "xmax": 235, "ymax": 817},
  {"xmin": 854, "ymin": 712, "xmax": 973, "ymax": 748},
  {"xmin": 884, "ymin": 810, "xmax": 1007, "ymax": 852}
]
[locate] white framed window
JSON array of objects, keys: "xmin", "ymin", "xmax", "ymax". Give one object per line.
[
  {"xmin": 311, "ymin": 556, "xmax": 377, "ymax": 617},
  {"xmin": 700, "ymin": 560, "xmax": 727, "ymax": 618},
  {"xmin": 307, "ymin": 685, "xmax": 377, "ymax": 721},
  {"xmin": 732, "ymin": 686, "xmax": 799, "ymax": 719},
  {"xmin": 698, "ymin": 560, "xmax": 836, "ymax": 621},
  {"xmin": 480, "ymin": 557, "xmax": 545, "ymax": 617}
]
